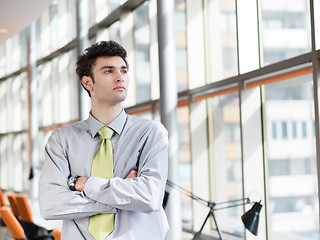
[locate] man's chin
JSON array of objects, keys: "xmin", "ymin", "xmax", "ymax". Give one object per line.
[{"xmin": 114, "ymin": 95, "xmax": 127, "ymax": 103}]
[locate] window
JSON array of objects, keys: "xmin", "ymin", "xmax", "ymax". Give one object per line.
[
  {"xmin": 177, "ymin": 106, "xmax": 192, "ymax": 230},
  {"xmin": 175, "ymin": 0, "xmax": 188, "ymax": 91},
  {"xmin": 261, "ymin": 0, "xmax": 311, "ymax": 66},
  {"xmin": 208, "ymin": 92, "xmax": 244, "ymax": 236},
  {"xmin": 264, "ymin": 74, "xmax": 319, "ymax": 239},
  {"xmin": 207, "ymin": 0, "xmax": 238, "ymax": 81},
  {"xmin": 134, "ymin": 3, "xmax": 151, "ymax": 103}
]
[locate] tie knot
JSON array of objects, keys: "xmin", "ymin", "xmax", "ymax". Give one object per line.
[{"xmin": 98, "ymin": 126, "xmax": 114, "ymax": 140}]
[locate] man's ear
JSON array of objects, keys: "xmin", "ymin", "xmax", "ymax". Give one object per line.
[{"xmin": 81, "ymin": 76, "xmax": 93, "ymax": 92}]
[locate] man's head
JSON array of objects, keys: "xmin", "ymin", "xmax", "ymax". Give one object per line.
[{"xmin": 76, "ymin": 41, "xmax": 128, "ymax": 97}]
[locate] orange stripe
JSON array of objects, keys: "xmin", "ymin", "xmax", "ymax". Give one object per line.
[
  {"xmin": 177, "ymin": 99, "xmax": 189, "ymax": 107},
  {"xmin": 246, "ymin": 67, "xmax": 313, "ymax": 89},
  {"xmin": 127, "ymin": 107, "xmax": 153, "ymax": 115},
  {"xmin": 193, "ymin": 86, "xmax": 239, "ymax": 102},
  {"xmin": 127, "ymin": 99, "xmax": 190, "ymax": 115}
]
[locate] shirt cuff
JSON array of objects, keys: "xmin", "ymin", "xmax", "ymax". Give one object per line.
[
  {"xmin": 84, "ymin": 176, "xmax": 117, "ymax": 213},
  {"xmin": 84, "ymin": 176, "xmax": 109, "ymax": 201}
]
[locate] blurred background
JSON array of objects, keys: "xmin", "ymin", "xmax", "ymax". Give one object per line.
[{"xmin": 1, "ymin": 0, "xmax": 320, "ymax": 239}]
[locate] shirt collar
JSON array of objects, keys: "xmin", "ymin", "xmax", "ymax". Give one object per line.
[{"xmin": 87, "ymin": 109, "xmax": 127, "ymax": 138}]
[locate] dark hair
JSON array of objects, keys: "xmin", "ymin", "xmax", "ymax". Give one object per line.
[{"xmin": 75, "ymin": 40, "xmax": 128, "ymax": 97}]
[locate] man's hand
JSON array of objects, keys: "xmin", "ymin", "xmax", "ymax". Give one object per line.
[
  {"xmin": 75, "ymin": 177, "xmax": 88, "ymax": 192},
  {"xmin": 126, "ymin": 169, "xmax": 137, "ymax": 179}
]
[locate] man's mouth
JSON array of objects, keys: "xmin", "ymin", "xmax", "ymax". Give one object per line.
[{"xmin": 114, "ymin": 86, "xmax": 125, "ymax": 90}]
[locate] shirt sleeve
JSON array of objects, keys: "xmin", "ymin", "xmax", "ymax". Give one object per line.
[
  {"xmin": 38, "ymin": 129, "xmax": 116, "ymax": 221},
  {"xmin": 84, "ymin": 121, "xmax": 169, "ymax": 213}
]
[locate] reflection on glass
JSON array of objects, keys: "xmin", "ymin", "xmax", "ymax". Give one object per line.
[
  {"xmin": 12, "ymin": 133, "xmax": 27, "ymax": 192},
  {"xmin": 175, "ymin": 0, "xmax": 188, "ymax": 91},
  {"xmin": 177, "ymin": 106, "xmax": 192, "ymax": 230},
  {"xmin": 261, "ymin": 0, "xmax": 311, "ymax": 66},
  {"xmin": 0, "ymin": 135, "xmax": 8, "ymax": 189},
  {"xmin": 0, "ymin": 81, "xmax": 6, "ymax": 133},
  {"xmin": 38, "ymin": 62, "xmax": 53, "ymax": 127},
  {"xmin": 134, "ymin": 2, "xmax": 151, "ymax": 103},
  {"xmin": 50, "ymin": 3, "xmax": 58, "ymax": 51},
  {"xmin": 95, "ymin": 0, "xmax": 109, "ymax": 23},
  {"xmin": 207, "ymin": 0, "xmax": 238, "ymax": 82},
  {"xmin": 109, "ymin": 0, "xmax": 120, "ymax": 12},
  {"xmin": 11, "ymin": 35, "xmax": 21, "ymax": 74},
  {"xmin": 208, "ymin": 92, "xmax": 243, "ymax": 236},
  {"xmin": 57, "ymin": 0, "xmax": 69, "ymax": 48},
  {"xmin": 264, "ymin": 75, "xmax": 319, "ymax": 240},
  {"xmin": 109, "ymin": 21, "xmax": 120, "ymax": 49}
]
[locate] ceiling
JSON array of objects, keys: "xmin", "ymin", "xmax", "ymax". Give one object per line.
[{"xmin": 0, "ymin": 0, "xmax": 54, "ymax": 44}]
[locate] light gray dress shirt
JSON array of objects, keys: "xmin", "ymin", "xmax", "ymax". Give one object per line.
[{"xmin": 38, "ymin": 110, "xmax": 169, "ymax": 240}]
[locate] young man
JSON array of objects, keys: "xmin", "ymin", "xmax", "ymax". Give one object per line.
[{"xmin": 39, "ymin": 41, "xmax": 169, "ymax": 239}]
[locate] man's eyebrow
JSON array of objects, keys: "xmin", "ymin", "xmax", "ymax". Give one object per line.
[{"xmin": 99, "ymin": 65, "xmax": 127, "ymax": 71}]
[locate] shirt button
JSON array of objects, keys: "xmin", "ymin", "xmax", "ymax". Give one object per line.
[{"xmin": 90, "ymin": 193, "xmax": 93, "ymax": 197}]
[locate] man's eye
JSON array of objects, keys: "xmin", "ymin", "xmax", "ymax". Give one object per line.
[
  {"xmin": 105, "ymin": 70, "xmax": 112, "ymax": 74},
  {"xmin": 122, "ymin": 70, "xmax": 128, "ymax": 74}
]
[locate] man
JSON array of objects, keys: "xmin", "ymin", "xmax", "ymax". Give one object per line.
[{"xmin": 39, "ymin": 41, "xmax": 169, "ymax": 240}]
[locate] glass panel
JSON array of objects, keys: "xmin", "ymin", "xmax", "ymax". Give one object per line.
[
  {"xmin": 177, "ymin": 106, "xmax": 192, "ymax": 230},
  {"xmin": 0, "ymin": 135, "xmax": 9, "ymax": 189},
  {"xmin": 95, "ymin": 0, "xmax": 109, "ymax": 23},
  {"xmin": 41, "ymin": 52, "xmax": 73, "ymax": 125},
  {"xmin": 19, "ymin": 73, "xmax": 28, "ymax": 130},
  {"xmin": 40, "ymin": 9, "xmax": 51, "ymax": 58},
  {"xmin": 175, "ymin": 0, "xmax": 188, "ymax": 91},
  {"xmin": 315, "ymin": 0, "xmax": 320, "ymax": 49},
  {"xmin": 0, "ymin": 80, "xmax": 7, "ymax": 133},
  {"xmin": 11, "ymin": 35, "xmax": 21, "ymax": 73},
  {"xmin": 12, "ymin": 133, "xmax": 29, "ymax": 192},
  {"xmin": 208, "ymin": 92, "xmax": 244, "ymax": 236},
  {"xmin": 58, "ymin": 52, "xmax": 71, "ymax": 123},
  {"xmin": 58, "ymin": 0, "xmax": 69, "ymax": 47},
  {"xmin": 109, "ymin": 21, "xmax": 120, "ymax": 44},
  {"xmin": 0, "ymin": 43, "xmax": 5, "ymax": 77},
  {"xmin": 38, "ymin": 61, "xmax": 53, "ymax": 127},
  {"xmin": 69, "ymin": 49, "xmax": 79, "ymax": 120},
  {"xmin": 264, "ymin": 74, "xmax": 319, "ymax": 240},
  {"xmin": 109, "ymin": 0, "xmax": 120, "ymax": 12},
  {"xmin": 68, "ymin": 0, "xmax": 77, "ymax": 41},
  {"xmin": 50, "ymin": 3, "xmax": 58, "ymax": 51},
  {"xmin": 7, "ymin": 74, "xmax": 28, "ymax": 132},
  {"xmin": 20, "ymin": 30, "xmax": 28, "ymax": 68},
  {"xmin": 134, "ymin": 2, "xmax": 151, "ymax": 103},
  {"xmin": 88, "ymin": 0, "xmax": 96, "ymax": 28},
  {"xmin": 207, "ymin": 0, "xmax": 238, "ymax": 81},
  {"xmin": 261, "ymin": 0, "xmax": 311, "ymax": 66}
]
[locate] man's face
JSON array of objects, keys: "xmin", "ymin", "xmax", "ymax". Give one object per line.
[{"xmin": 90, "ymin": 56, "xmax": 129, "ymax": 105}]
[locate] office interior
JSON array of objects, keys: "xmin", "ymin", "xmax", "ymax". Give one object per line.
[{"xmin": 1, "ymin": 0, "xmax": 320, "ymax": 239}]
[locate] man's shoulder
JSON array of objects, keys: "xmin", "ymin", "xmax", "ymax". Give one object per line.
[{"xmin": 50, "ymin": 120, "xmax": 89, "ymax": 138}]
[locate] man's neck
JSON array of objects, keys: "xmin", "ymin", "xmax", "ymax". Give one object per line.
[{"xmin": 91, "ymin": 103, "xmax": 123, "ymax": 125}]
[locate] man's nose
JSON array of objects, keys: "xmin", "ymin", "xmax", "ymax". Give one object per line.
[{"xmin": 115, "ymin": 72, "xmax": 124, "ymax": 82}]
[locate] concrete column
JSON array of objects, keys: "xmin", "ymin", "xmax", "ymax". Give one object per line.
[{"xmin": 157, "ymin": 0, "xmax": 182, "ymax": 239}]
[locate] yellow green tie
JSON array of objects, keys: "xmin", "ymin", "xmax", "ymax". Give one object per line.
[{"xmin": 88, "ymin": 126, "xmax": 114, "ymax": 240}]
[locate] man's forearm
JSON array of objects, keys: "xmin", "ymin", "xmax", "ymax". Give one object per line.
[{"xmin": 74, "ymin": 169, "xmax": 138, "ymax": 192}]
